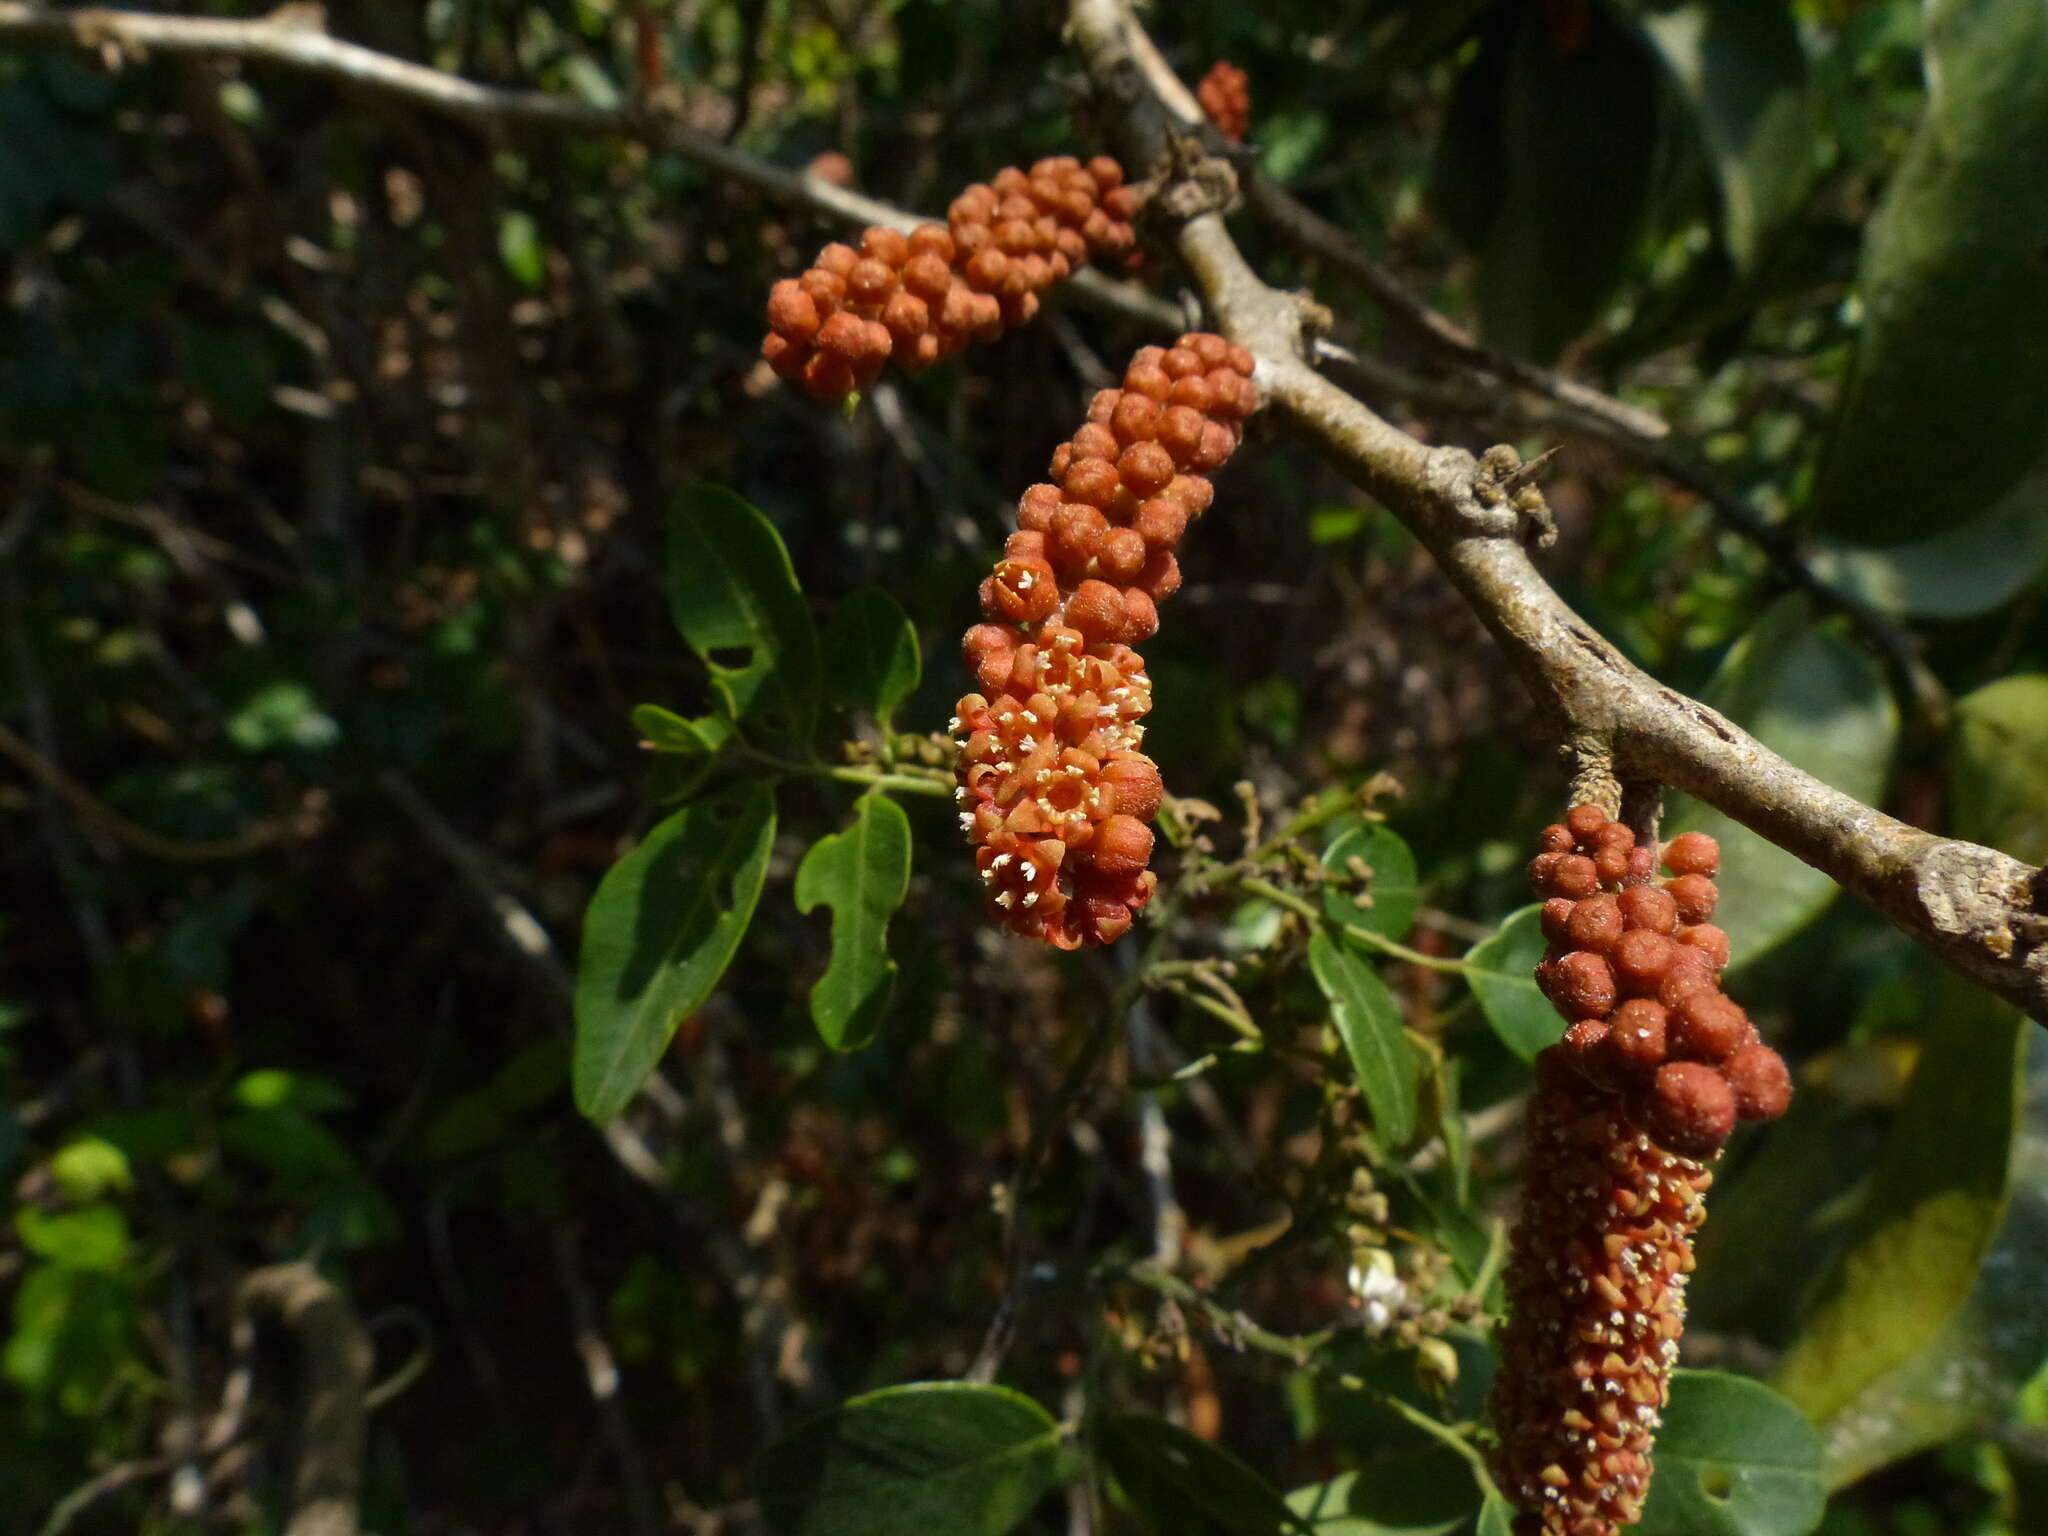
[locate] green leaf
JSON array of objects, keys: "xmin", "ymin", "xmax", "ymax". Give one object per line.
[
  {"xmin": 1285, "ymin": 1445, "xmax": 1482, "ymax": 1533},
  {"xmin": 1462, "ymin": 904, "xmax": 1558, "ymax": 1062},
  {"xmin": 498, "ymin": 208, "xmax": 545, "ymax": 288},
  {"xmin": 16, "ymin": 1206, "xmax": 129, "ymax": 1274},
  {"xmin": 1952, "ymin": 675, "xmax": 2048, "ymax": 864},
  {"xmin": 1766, "ymin": 690, "xmax": 2048, "ymax": 1486},
  {"xmin": 1809, "ymin": 463, "xmax": 2048, "ymax": 620},
  {"xmin": 1637, "ymin": 1370, "xmax": 1825, "ymax": 1536},
  {"xmin": 1102, "ymin": 1414, "xmax": 1313, "ymax": 1535},
  {"xmin": 821, "ymin": 587, "xmax": 921, "ymax": 727},
  {"xmin": 1309, "ymin": 931, "xmax": 1418, "ymax": 1148},
  {"xmin": 573, "ymin": 782, "xmax": 776, "ymax": 1122},
  {"xmin": 668, "ymin": 484, "xmax": 822, "ymax": 749},
  {"xmin": 631, "ymin": 702, "xmax": 729, "ymax": 757},
  {"xmin": 1468, "ymin": 6, "xmax": 1667, "ymax": 360},
  {"xmin": 1772, "ymin": 991, "xmax": 2025, "ymax": 1474},
  {"xmin": 1805, "ymin": 0, "xmax": 2048, "ymax": 544},
  {"xmin": 794, "ymin": 794, "xmax": 912, "ymax": 1050},
  {"xmin": 1636, "ymin": 0, "xmax": 1812, "ymax": 271},
  {"xmin": 1668, "ymin": 597, "xmax": 1896, "ymax": 965},
  {"xmin": 1322, "ymin": 825, "xmax": 1420, "ymax": 941},
  {"xmin": 49, "ymin": 1137, "xmax": 132, "ymax": 1202},
  {"xmin": 756, "ymin": 1381, "xmax": 1066, "ymax": 1536}
]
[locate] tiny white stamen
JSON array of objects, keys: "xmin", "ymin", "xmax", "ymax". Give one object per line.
[
  {"xmin": 991, "ymin": 853, "xmax": 1012, "ymax": 871},
  {"xmin": 1022, "ymin": 892, "xmax": 1038, "ymax": 907}
]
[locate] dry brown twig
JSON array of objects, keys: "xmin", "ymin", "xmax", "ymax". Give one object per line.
[{"xmin": 1066, "ymin": 0, "xmax": 2048, "ymax": 1023}]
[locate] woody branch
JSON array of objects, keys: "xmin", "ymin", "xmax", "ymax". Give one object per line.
[{"xmin": 1067, "ymin": 0, "xmax": 2048, "ymax": 1024}]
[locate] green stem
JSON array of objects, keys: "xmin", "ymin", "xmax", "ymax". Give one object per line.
[
  {"xmin": 737, "ymin": 746, "xmax": 954, "ymax": 798},
  {"xmin": 1237, "ymin": 875, "xmax": 1322, "ymax": 925},
  {"xmin": 1337, "ymin": 922, "xmax": 1476, "ymax": 976}
]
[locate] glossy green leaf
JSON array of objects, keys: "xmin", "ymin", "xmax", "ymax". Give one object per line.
[
  {"xmin": 794, "ymin": 794, "xmax": 912, "ymax": 1051},
  {"xmin": 1806, "ymin": 0, "xmax": 2048, "ymax": 544},
  {"xmin": 1323, "ymin": 825, "xmax": 1421, "ymax": 941},
  {"xmin": 667, "ymin": 484, "xmax": 821, "ymax": 749},
  {"xmin": 1636, "ymin": 0, "xmax": 1812, "ymax": 270},
  {"xmin": 1103, "ymin": 1414, "xmax": 1313, "ymax": 1535},
  {"xmin": 573, "ymin": 782, "xmax": 775, "ymax": 1122},
  {"xmin": 1637, "ymin": 1370, "xmax": 1825, "ymax": 1536},
  {"xmin": 1309, "ymin": 930, "xmax": 1418, "ymax": 1148},
  {"xmin": 821, "ymin": 587, "xmax": 921, "ymax": 728},
  {"xmin": 1952, "ymin": 676, "xmax": 2048, "ymax": 863},
  {"xmin": 756, "ymin": 1382, "xmax": 1066, "ymax": 1536},
  {"xmin": 1476, "ymin": 1496, "xmax": 1515, "ymax": 1536},
  {"xmin": 1463, "ymin": 904, "xmax": 1558, "ymax": 1062},
  {"xmin": 1772, "ymin": 992, "xmax": 2024, "ymax": 1461},
  {"xmin": 1668, "ymin": 596, "xmax": 1896, "ymax": 964}
]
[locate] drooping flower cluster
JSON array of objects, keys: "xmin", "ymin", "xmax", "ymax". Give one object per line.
[
  {"xmin": 952, "ymin": 334, "xmax": 1258, "ymax": 947},
  {"xmin": 1530, "ymin": 807, "xmax": 1791, "ymax": 1159},
  {"xmin": 1493, "ymin": 805, "xmax": 1795, "ymax": 1535},
  {"xmin": 1491, "ymin": 1048, "xmax": 1711, "ymax": 1536},
  {"xmin": 1197, "ymin": 61, "xmax": 1251, "ymax": 143},
  {"xmin": 762, "ymin": 157, "xmax": 1140, "ymax": 400}
]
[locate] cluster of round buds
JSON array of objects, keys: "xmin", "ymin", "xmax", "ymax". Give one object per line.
[
  {"xmin": 762, "ymin": 156, "xmax": 1140, "ymax": 400},
  {"xmin": 952, "ymin": 333, "xmax": 1258, "ymax": 947},
  {"xmin": 1197, "ymin": 61, "xmax": 1251, "ymax": 143},
  {"xmin": 1531, "ymin": 807, "xmax": 1792, "ymax": 1161},
  {"xmin": 1491, "ymin": 1048, "xmax": 1711, "ymax": 1536}
]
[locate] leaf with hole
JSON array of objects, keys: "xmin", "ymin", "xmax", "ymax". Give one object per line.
[
  {"xmin": 755, "ymin": 1381, "xmax": 1067, "ymax": 1536},
  {"xmin": 795, "ymin": 794, "xmax": 911, "ymax": 1051},
  {"xmin": 667, "ymin": 484, "xmax": 821, "ymax": 749},
  {"xmin": 1103, "ymin": 1414, "xmax": 1314, "ymax": 1535},
  {"xmin": 1462, "ymin": 904, "xmax": 1557, "ymax": 1062},
  {"xmin": 1323, "ymin": 824, "xmax": 1420, "ymax": 941},
  {"xmin": 1666, "ymin": 596, "xmax": 1895, "ymax": 965},
  {"xmin": 1309, "ymin": 931, "xmax": 1418, "ymax": 1148},
  {"xmin": 1805, "ymin": 0, "xmax": 2048, "ymax": 545},
  {"xmin": 821, "ymin": 587, "xmax": 921, "ymax": 728},
  {"xmin": 1636, "ymin": 1370, "xmax": 1824, "ymax": 1536},
  {"xmin": 572, "ymin": 782, "xmax": 775, "ymax": 1122}
]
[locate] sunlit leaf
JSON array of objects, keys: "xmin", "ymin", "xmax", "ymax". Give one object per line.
[
  {"xmin": 1323, "ymin": 825, "xmax": 1420, "ymax": 941},
  {"xmin": 573, "ymin": 782, "xmax": 775, "ymax": 1122},
  {"xmin": 1638, "ymin": 1370, "xmax": 1825, "ymax": 1536},
  {"xmin": 667, "ymin": 484, "xmax": 822, "ymax": 749},
  {"xmin": 756, "ymin": 1382, "xmax": 1066, "ymax": 1536},
  {"xmin": 1952, "ymin": 675, "xmax": 2048, "ymax": 864},
  {"xmin": 1668, "ymin": 596, "xmax": 1896, "ymax": 965},
  {"xmin": 1310, "ymin": 931, "xmax": 1418, "ymax": 1148},
  {"xmin": 1463, "ymin": 904, "xmax": 1557, "ymax": 1062},
  {"xmin": 1636, "ymin": 0, "xmax": 1812, "ymax": 270},
  {"xmin": 1805, "ymin": 0, "xmax": 2048, "ymax": 544},
  {"xmin": 795, "ymin": 794, "xmax": 912, "ymax": 1051},
  {"xmin": 1772, "ymin": 990, "xmax": 2024, "ymax": 1473}
]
